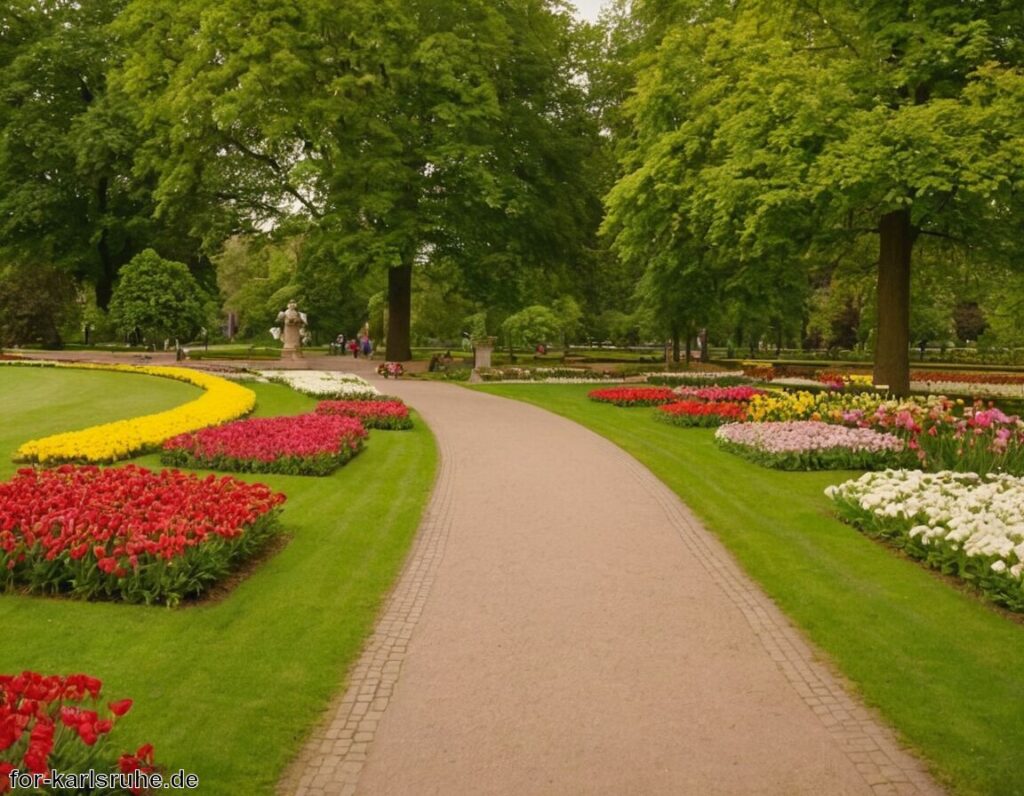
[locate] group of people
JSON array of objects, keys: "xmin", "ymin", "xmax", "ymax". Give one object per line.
[{"xmin": 333, "ymin": 328, "xmax": 374, "ymax": 359}]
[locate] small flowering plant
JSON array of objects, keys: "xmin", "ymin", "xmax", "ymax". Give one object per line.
[
  {"xmin": 377, "ymin": 362, "xmax": 405, "ymax": 379},
  {"xmin": 827, "ymin": 470, "xmax": 1024, "ymax": 611},
  {"xmin": 163, "ymin": 413, "xmax": 368, "ymax": 475},
  {"xmin": 0, "ymin": 671, "xmax": 158, "ymax": 795},
  {"xmin": 587, "ymin": 387, "xmax": 676, "ymax": 407},
  {"xmin": 715, "ymin": 421, "xmax": 909, "ymax": 470},
  {"xmin": 315, "ymin": 400, "xmax": 412, "ymax": 430},
  {"xmin": 0, "ymin": 465, "xmax": 285, "ymax": 605},
  {"xmin": 655, "ymin": 401, "xmax": 748, "ymax": 427}
]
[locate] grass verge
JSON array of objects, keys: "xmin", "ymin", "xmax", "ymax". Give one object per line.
[
  {"xmin": 474, "ymin": 383, "xmax": 1023, "ymax": 796},
  {"xmin": 0, "ymin": 368, "xmax": 437, "ymax": 794}
]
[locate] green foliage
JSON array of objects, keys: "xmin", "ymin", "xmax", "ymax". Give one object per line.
[
  {"xmin": 606, "ymin": 0, "xmax": 1024, "ymax": 379},
  {"xmin": 0, "ymin": 0, "xmax": 207, "ymax": 307},
  {"xmin": 501, "ymin": 305, "xmax": 563, "ymax": 348},
  {"xmin": 108, "ymin": 249, "xmax": 208, "ymax": 342},
  {"xmin": 110, "ymin": 0, "xmax": 605, "ymax": 358},
  {"xmin": 0, "ymin": 264, "xmax": 80, "ymax": 348}
]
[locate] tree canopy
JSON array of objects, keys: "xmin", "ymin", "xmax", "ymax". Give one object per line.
[{"xmin": 108, "ymin": 249, "xmax": 208, "ymax": 342}]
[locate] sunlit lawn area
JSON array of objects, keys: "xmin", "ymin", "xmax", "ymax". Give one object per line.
[
  {"xmin": 475, "ymin": 383, "xmax": 1024, "ymax": 796},
  {"xmin": 0, "ymin": 367, "xmax": 436, "ymax": 794}
]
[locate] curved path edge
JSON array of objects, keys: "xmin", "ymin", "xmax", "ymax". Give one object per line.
[{"xmin": 279, "ymin": 382, "xmax": 942, "ymax": 796}]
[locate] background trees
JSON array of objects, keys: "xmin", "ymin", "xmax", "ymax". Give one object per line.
[
  {"xmin": 605, "ymin": 0, "xmax": 1024, "ymax": 391},
  {"xmin": 1, "ymin": 0, "xmax": 1022, "ymax": 375}
]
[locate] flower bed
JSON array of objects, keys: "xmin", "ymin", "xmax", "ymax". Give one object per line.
[
  {"xmin": 587, "ymin": 387, "xmax": 676, "ymax": 406},
  {"xmin": 913, "ymin": 370, "xmax": 1024, "ymax": 386},
  {"xmin": 741, "ymin": 363, "xmax": 775, "ymax": 381},
  {"xmin": 0, "ymin": 671, "xmax": 158, "ymax": 793},
  {"xmin": 747, "ymin": 390, "xmax": 893, "ymax": 424},
  {"xmin": 259, "ymin": 370, "xmax": 380, "ymax": 399},
  {"xmin": 0, "ymin": 464, "xmax": 285, "ymax": 605},
  {"xmin": 9, "ymin": 363, "xmax": 255, "ymax": 464},
  {"xmin": 644, "ymin": 370, "xmax": 751, "ymax": 387},
  {"xmin": 478, "ymin": 367, "xmax": 614, "ymax": 383},
  {"xmin": 911, "ymin": 377, "xmax": 1024, "ymax": 400},
  {"xmin": 815, "ymin": 370, "xmax": 873, "ymax": 389},
  {"xmin": 315, "ymin": 400, "xmax": 412, "ymax": 430},
  {"xmin": 715, "ymin": 421, "xmax": 908, "ymax": 470},
  {"xmin": 827, "ymin": 470, "xmax": 1024, "ymax": 611},
  {"xmin": 842, "ymin": 399, "xmax": 1024, "ymax": 474},
  {"xmin": 655, "ymin": 400, "xmax": 748, "ymax": 427},
  {"xmin": 673, "ymin": 385, "xmax": 766, "ymax": 402},
  {"xmin": 162, "ymin": 414, "xmax": 367, "ymax": 475}
]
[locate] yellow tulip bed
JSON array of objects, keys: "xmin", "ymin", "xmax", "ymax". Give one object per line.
[
  {"xmin": 5, "ymin": 362, "xmax": 255, "ymax": 464},
  {"xmin": 746, "ymin": 390, "xmax": 884, "ymax": 423}
]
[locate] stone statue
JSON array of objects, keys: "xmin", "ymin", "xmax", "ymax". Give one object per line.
[{"xmin": 275, "ymin": 300, "xmax": 308, "ymax": 359}]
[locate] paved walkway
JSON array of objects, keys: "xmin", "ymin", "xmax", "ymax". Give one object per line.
[{"xmin": 280, "ymin": 380, "xmax": 941, "ymax": 796}]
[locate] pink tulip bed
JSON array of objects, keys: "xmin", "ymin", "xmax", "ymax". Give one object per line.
[
  {"xmin": 672, "ymin": 385, "xmax": 767, "ymax": 402},
  {"xmin": 841, "ymin": 399, "xmax": 1024, "ymax": 475},
  {"xmin": 715, "ymin": 421, "xmax": 910, "ymax": 470},
  {"xmin": 162, "ymin": 413, "xmax": 367, "ymax": 476},
  {"xmin": 315, "ymin": 399, "xmax": 413, "ymax": 430}
]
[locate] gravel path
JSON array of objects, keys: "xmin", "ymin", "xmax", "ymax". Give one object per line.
[{"xmin": 280, "ymin": 379, "xmax": 935, "ymax": 795}]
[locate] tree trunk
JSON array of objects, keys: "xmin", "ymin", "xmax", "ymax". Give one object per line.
[
  {"xmin": 671, "ymin": 323, "xmax": 680, "ymax": 364},
  {"xmin": 95, "ymin": 177, "xmax": 115, "ymax": 310},
  {"xmin": 700, "ymin": 328, "xmax": 709, "ymax": 361},
  {"xmin": 685, "ymin": 334, "xmax": 692, "ymax": 365},
  {"xmin": 385, "ymin": 262, "xmax": 413, "ymax": 362},
  {"xmin": 873, "ymin": 209, "xmax": 913, "ymax": 396}
]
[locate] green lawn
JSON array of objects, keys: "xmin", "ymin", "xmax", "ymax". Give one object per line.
[
  {"xmin": 474, "ymin": 383, "xmax": 1024, "ymax": 796},
  {"xmin": 0, "ymin": 367, "xmax": 437, "ymax": 794}
]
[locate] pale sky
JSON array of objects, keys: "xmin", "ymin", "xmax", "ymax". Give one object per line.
[{"xmin": 572, "ymin": 0, "xmax": 609, "ymax": 23}]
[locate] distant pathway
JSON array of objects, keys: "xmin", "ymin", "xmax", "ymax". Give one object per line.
[{"xmin": 280, "ymin": 380, "xmax": 941, "ymax": 796}]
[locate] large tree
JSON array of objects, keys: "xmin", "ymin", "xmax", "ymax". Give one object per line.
[
  {"xmin": 0, "ymin": 0, "xmax": 206, "ymax": 308},
  {"xmin": 112, "ymin": 0, "xmax": 599, "ymax": 361},
  {"xmin": 607, "ymin": 0, "xmax": 1024, "ymax": 393}
]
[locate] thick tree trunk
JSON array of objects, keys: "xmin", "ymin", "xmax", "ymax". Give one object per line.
[
  {"xmin": 386, "ymin": 262, "xmax": 413, "ymax": 362},
  {"xmin": 873, "ymin": 209, "xmax": 913, "ymax": 396}
]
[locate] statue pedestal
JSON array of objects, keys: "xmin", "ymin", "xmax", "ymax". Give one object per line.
[
  {"xmin": 473, "ymin": 338, "xmax": 495, "ymax": 369},
  {"xmin": 282, "ymin": 345, "xmax": 303, "ymax": 361}
]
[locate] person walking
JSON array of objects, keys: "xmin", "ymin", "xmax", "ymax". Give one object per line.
[{"xmin": 349, "ymin": 338, "xmax": 359, "ymax": 359}]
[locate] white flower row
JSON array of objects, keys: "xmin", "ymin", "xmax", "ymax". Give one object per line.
[
  {"xmin": 826, "ymin": 469, "xmax": 1024, "ymax": 578},
  {"xmin": 641, "ymin": 370, "xmax": 746, "ymax": 382},
  {"xmin": 910, "ymin": 380, "xmax": 1024, "ymax": 399},
  {"xmin": 258, "ymin": 370, "xmax": 380, "ymax": 398}
]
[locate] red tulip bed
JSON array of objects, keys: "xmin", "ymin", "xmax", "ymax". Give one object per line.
[
  {"xmin": 162, "ymin": 413, "xmax": 368, "ymax": 475},
  {"xmin": 315, "ymin": 399, "xmax": 413, "ymax": 430},
  {"xmin": 587, "ymin": 387, "xmax": 676, "ymax": 407},
  {"xmin": 0, "ymin": 671, "xmax": 158, "ymax": 795},
  {"xmin": 656, "ymin": 400, "xmax": 749, "ymax": 427},
  {"xmin": 0, "ymin": 465, "xmax": 285, "ymax": 606}
]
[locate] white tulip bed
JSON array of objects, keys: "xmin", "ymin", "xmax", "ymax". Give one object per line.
[
  {"xmin": 827, "ymin": 469, "xmax": 1024, "ymax": 610},
  {"xmin": 259, "ymin": 370, "xmax": 380, "ymax": 399}
]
